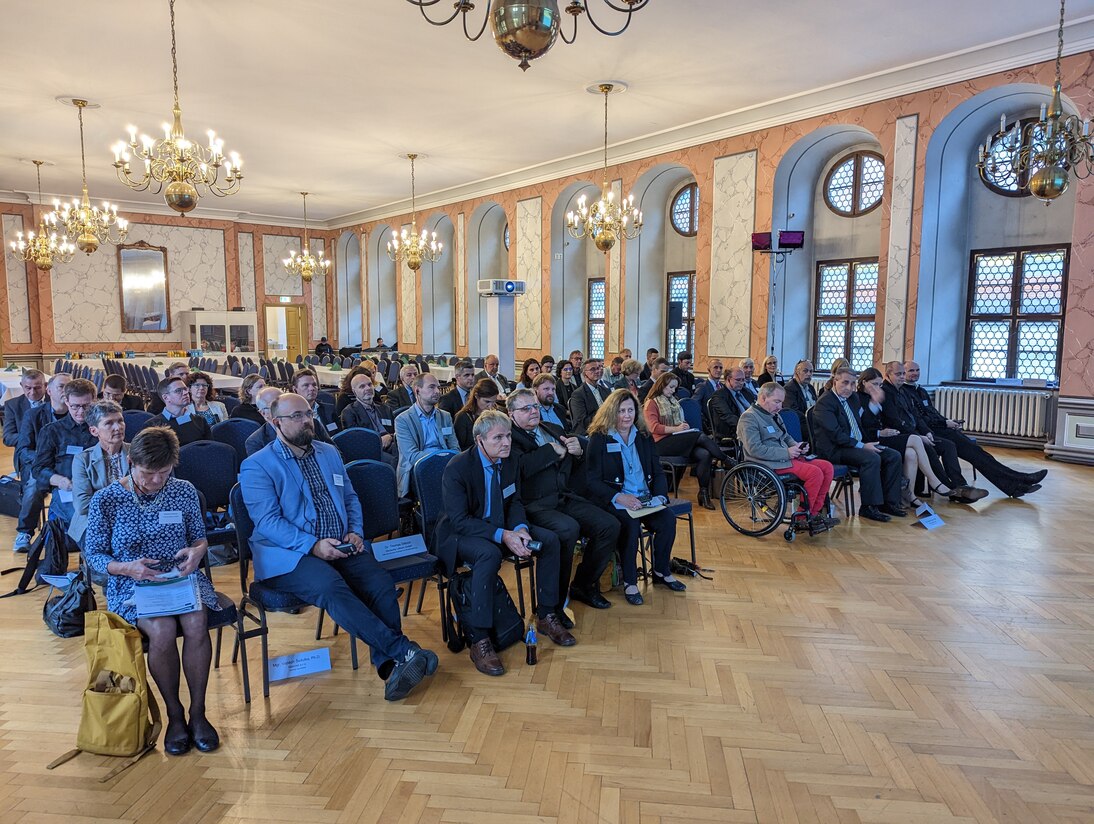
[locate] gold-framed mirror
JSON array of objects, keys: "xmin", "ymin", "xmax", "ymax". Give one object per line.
[{"xmin": 117, "ymin": 240, "xmax": 171, "ymax": 333}]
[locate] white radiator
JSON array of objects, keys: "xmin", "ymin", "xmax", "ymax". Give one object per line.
[{"xmin": 934, "ymin": 386, "xmax": 1052, "ymax": 439}]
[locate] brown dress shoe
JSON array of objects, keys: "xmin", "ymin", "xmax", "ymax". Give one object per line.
[
  {"xmin": 536, "ymin": 614, "xmax": 577, "ymax": 647},
  {"xmin": 469, "ymin": 638, "xmax": 504, "ymax": 676}
]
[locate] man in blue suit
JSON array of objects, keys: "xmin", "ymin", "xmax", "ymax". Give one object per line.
[{"xmin": 240, "ymin": 392, "xmax": 437, "ymax": 701}]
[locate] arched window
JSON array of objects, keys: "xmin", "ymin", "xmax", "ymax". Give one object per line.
[
  {"xmin": 670, "ymin": 182, "xmax": 698, "ymax": 236},
  {"xmin": 824, "ymin": 151, "xmax": 884, "ymax": 216},
  {"xmin": 979, "ymin": 118, "xmax": 1061, "ymax": 197},
  {"xmin": 503, "ymin": 223, "xmax": 510, "ymax": 251}
]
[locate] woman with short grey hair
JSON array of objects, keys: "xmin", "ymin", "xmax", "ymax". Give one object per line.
[{"xmin": 69, "ymin": 400, "xmax": 128, "ymax": 544}]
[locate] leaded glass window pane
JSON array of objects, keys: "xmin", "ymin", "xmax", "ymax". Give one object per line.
[
  {"xmin": 588, "ymin": 279, "xmax": 605, "ymax": 320},
  {"xmin": 670, "ymin": 183, "xmax": 698, "ymax": 236},
  {"xmin": 852, "ymin": 262, "xmax": 879, "ymax": 315},
  {"xmin": 816, "ymin": 321, "xmax": 846, "ymax": 369},
  {"xmin": 826, "ymin": 158, "xmax": 856, "ymax": 214},
  {"xmin": 972, "ymin": 254, "xmax": 1015, "ymax": 314},
  {"xmin": 859, "ymin": 154, "xmax": 885, "ymax": 211},
  {"xmin": 814, "ymin": 258, "xmax": 878, "ymax": 373},
  {"xmin": 967, "ymin": 321, "xmax": 1010, "ymax": 379},
  {"xmin": 1016, "ymin": 320, "xmax": 1060, "ymax": 380},
  {"xmin": 587, "ymin": 279, "xmax": 606, "ymax": 360},
  {"xmin": 825, "ymin": 151, "xmax": 885, "ymax": 216},
  {"xmin": 817, "ymin": 265, "xmax": 848, "ymax": 316},
  {"xmin": 849, "ymin": 321, "xmax": 875, "ymax": 371},
  {"xmin": 1019, "ymin": 250, "xmax": 1065, "ymax": 314}
]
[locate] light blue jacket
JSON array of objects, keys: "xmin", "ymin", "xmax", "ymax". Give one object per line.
[{"xmin": 239, "ymin": 439, "xmax": 363, "ymax": 581}]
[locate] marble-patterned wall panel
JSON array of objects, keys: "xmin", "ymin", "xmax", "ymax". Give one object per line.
[
  {"xmin": 52, "ymin": 224, "xmax": 226, "ymax": 344},
  {"xmin": 709, "ymin": 151, "xmax": 757, "ymax": 357},
  {"xmin": 515, "ymin": 197, "xmax": 542, "ymax": 349},
  {"xmin": 262, "ymin": 234, "xmax": 304, "ymax": 297},
  {"xmin": 400, "ymin": 224, "xmax": 417, "ymax": 346},
  {"xmin": 310, "ymin": 238, "xmax": 327, "ymax": 340},
  {"xmin": 883, "ymin": 116, "xmax": 918, "ymax": 362},
  {"xmin": 457, "ymin": 213, "xmax": 466, "ymax": 349},
  {"xmin": 2, "ymin": 215, "xmax": 32, "ymax": 343},
  {"xmin": 607, "ymin": 179, "xmax": 622, "ymax": 353},
  {"xmin": 238, "ymin": 232, "xmax": 255, "ymax": 311}
]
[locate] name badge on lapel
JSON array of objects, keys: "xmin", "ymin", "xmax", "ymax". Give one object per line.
[
  {"xmin": 766, "ymin": 425, "xmax": 776, "ymax": 434},
  {"xmin": 606, "ymin": 443, "xmax": 622, "ymax": 453},
  {"xmin": 158, "ymin": 511, "xmax": 183, "ymax": 525},
  {"xmin": 502, "ymin": 483, "xmax": 516, "ymax": 499},
  {"xmin": 176, "ymin": 414, "xmax": 192, "ymax": 425},
  {"xmin": 381, "ymin": 419, "xmax": 392, "ymax": 426},
  {"xmin": 441, "ymin": 426, "xmax": 454, "ymax": 436},
  {"xmin": 66, "ymin": 445, "xmax": 84, "ymax": 456},
  {"xmin": 922, "ymin": 399, "xmax": 929, "ymax": 406},
  {"xmin": 326, "ymin": 421, "xmax": 338, "ymax": 432},
  {"xmin": 333, "ymin": 474, "xmax": 344, "ymax": 487}
]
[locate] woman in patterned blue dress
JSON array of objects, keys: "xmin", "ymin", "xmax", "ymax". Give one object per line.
[{"xmin": 85, "ymin": 426, "xmax": 222, "ymax": 756}]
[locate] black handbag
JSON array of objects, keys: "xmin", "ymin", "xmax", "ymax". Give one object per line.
[{"xmin": 43, "ymin": 565, "xmax": 97, "ymax": 638}]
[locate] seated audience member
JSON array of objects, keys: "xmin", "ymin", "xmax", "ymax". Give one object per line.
[
  {"xmin": 532, "ymin": 373, "xmax": 570, "ymax": 430},
  {"xmin": 820, "ymin": 358, "xmax": 850, "ymax": 396},
  {"xmin": 569, "ymin": 359, "xmax": 610, "ymax": 436},
  {"xmin": 738, "ymin": 383, "xmax": 838, "ymax": 530},
  {"xmin": 315, "ymin": 336, "xmax": 334, "ymax": 359},
  {"xmin": 643, "ymin": 372, "xmax": 731, "ymax": 510},
  {"xmin": 230, "ymin": 374, "xmax": 267, "ymax": 425},
  {"xmin": 507, "ymin": 388, "xmax": 618, "ymax": 610},
  {"xmin": 812, "ymin": 368, "xmax": 905, "ymax": 523},
  {"xmin": 85, "ymin": 426, "xmax": 223, "ymax": 755},
  {"xmin": 586, "ymin": 390, "xmax": 681, "ymax": 605},
  {"xmin": 146, "ymin": 362, "xmax": 190, "ymax": 415},
  {"xmin": 476, "ymin": 354, "xmax": 510, "ymax": 396},
  {"xmin": 340, "ymin": 372, "xmax": 397, "ymax": 468},
  {"xmin": 240, "ymin": 392, "xmax": 438, "ymax": 701},
  {"xmin": 334, "ymin": 366, "xmax": 372, "ymax": 418},
  {"xmin": 514, "ymin": 358, "xmax": 542, "ymax": 391},
  {"xmin": 438, "ymin": 361, "xmax": 476, "ymax": 417},
  {"xmin": 70, "ymin": 400, "xmax": 128, "ymax": 545},
  {"xmin": 692, "ymin": 359, "xmax": 723, "ymax": 409},
  {"xmin": 147, "ymin": 376, "xmax": 211, "ymax": 446},
  {"xmin": 568, "ymin": 350, "xmax": 584, "ymax": 374},
  {"xmin": 436, "ymin": 411, "xmax": 572, "ymax": 677},
  {"xmin": 782, "ymin": 360, "xmax": 818, "ymax": 416},
  {"xmin": 100, "ymin": 374, "xmax": 145, "ymax": 411},
  {"xmin": 620, "ymin": 348, "xmax": 633, "ymax": 361},
  {"xmin": 603, "ymin": 356, "xmax": 626, "ymax": 390},
  {"xmin": 639, "ymin": 347, "xmax": 659, "ymax": 381},
  {"xmin": 620, "ymin": 358, "xmax": 642, "ymax": 398},
  {"xmin": 709, "ymin": 367, "xmax": 752, "ymax": 442},
  {"xmin": 393, "ymin": 373, "xmax": 460, "ymax": 497},
  {"xmin": 388, "ymin": 364, "xmax": 419, "ymax": 410},
  {"xmin": 553, "ymin": 361, "xmax": 578, "ymax": 409},
  {"xmin": 540, "ymin": 355, "xmax": 556, "ymax": 376},
  {"xmin": 637, "ymin": 357, "xmax": 670, "ymax": 402},
  {"xmin": 33, "ymin": 377, "xmax": 97, "ymax": 525},
  {"xmin": 244, "ymin": 386, "xmax": 284, "ymax": 456},
  {"xmin": 291, "ymin": 368, "xmax": 337, "ymax": 442},
  {"xmin": 857, "ymin": 368, "xmax": 979, "ymax": 507},
  {"xmin": 358, "ymin": 359, "xmax": 387, "ymax": 391},
  {"xmin": 738, "ymin": 357, "xmax": 760, "ymax": 402},
  {"xmin": 14, "ymin": 373, "xmax": 72, "ymax": 549},
  {"xmin": 454, "ymin": 379, "xmax": 500, "ymax": 450},
  {"xmin": 4, "ymin": 370, "xmax": 47, "ymax": 552},
  {"xmin": 186, "ymin": 371, "xmax": 228, "ymax": 426},
  {"xmin": 902, "ymin": 360, "xmax": 1045, "ymax": 498},
  {"xmin": 671, "ymin": 351, "xmax": 697, "ymax": 395},
  {"xmin": 757, "ymin": 354, "xmax": 780, "ymax": 387}
]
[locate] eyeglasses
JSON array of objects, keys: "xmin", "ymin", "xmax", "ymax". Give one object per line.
[
  {"xmin": 166, "ymin": 387, "xmax": 189, "ymax": 395},
  {"xmin": 275, "ymin": 411, "xmax": 312, "ymax": 422},
  {"xmin": 67, "ymin": 402, "xmax": 92, "ymax": 411},
  {"xmin": 509, "ymin": 405, "xmax": 537, "ymax": 414},
  {"xmin": 190, "ymin": 383, "xmax": 210, "ymax": 390}
]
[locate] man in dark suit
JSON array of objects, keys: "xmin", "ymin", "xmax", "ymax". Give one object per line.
[
  {"xmin": 637, "ymin": 357, "xmax": 671, "ymax": 403},
  {"xmin": 387, "ymin": 364, "xmax": 419, "ymax": 410},
  {"xmin": 639, "ymin": 348, "xmax": 659, "ymax": 382},
  {"xmin": 709, "ymin": 368, "xmax": 751, "ymax": 441},
  {"xmin": 438, "ymin": 360, "xmax": 475, "ymax": 417},
  {"xmin": 4, "ymin": 370, "xmax": 48, "ymax": 552},
  {"xmin": 290, "ymin": 368, "xmax": 336, "ymax": 444},
  {"xmin": 671, "ymin": 351, "xmax": 697, "ymax": 395},
  {"xmin": 245, "ymin": 386, "xmax": 283, "ymax": 456},
  {"xmin": 532, "ymin": 373, "xmax": 570, "ymax": 430},
  {"xmin": 692, "ymin": 358, "xmax": 723, "ymax": 411},
  {"xmin": 100, "ymin": 374, "xmax": 146, "ymax": 411},
  {"xmin": 507, "ymin": 388, "xmax": 618, "ymax": 610},
  {"xmin": 812, "ymin": 368, "xmax": 905, "ymax": 522},
  {"xmin": 340, "ymin": 372, "xmax": 398, "ymax": 469},
  {"xmin": 738, "ymin": 358, "xmax": 760, "ymax": 403},
  {"xmin": 146, "ymin": 376, "xmax": 211, "ymax": 446},
  {"xmin": 568, "ymin": 359, "xmax": 610, "ymax": 435},
  {"xmin": 31, "ymin": 378, "xmax": 97, "ymax": 525},
  {"xmin": 437, "ymin": 411, "xmax": 573, "ymax": 677},
  {"xmin": 475, "ymin": 354, "xmax": 510, "ymax": 396},
  {"xmin": 782, "ymin": 360, "xmax": 819, "ymax": 416},
  {"xmin": 145, "ymin": 362, "xmax": 190, "ymax": 415}
]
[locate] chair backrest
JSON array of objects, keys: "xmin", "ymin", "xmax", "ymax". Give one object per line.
[
  {"xmin": 804, "ymin": 406, "xmax": 819, "ymax": 446},
  {"xmin": 221, "ymin": 395, "xmax": 240, "ymax": 414},
  {"xmin": 679, "ymin": 398, "xmax": 702, "ymax": 432},
  {"xmin": 295, "ymin": 354, "xmax": 304, "ymax": 364},
  {"xmin": 317, "ymin": 390, "xmax": 336, "ymax": 406},
  {"xmin": 276, "ymin": 361, "xmax": 289, "ymax": 383},
  {"xmin": 211, "ymin": 418, "xmax": 260, "ymax": 466},
  {"xmin": 473, "ymin": 357, "xmax": 484, "ymax": 369},
  {"xmin": 386, "ymin": 360, "xmax": 402, "ymax": 384},
  {"xmin": 331, "ymin": 427, "xmax": 382, "ymax": 463},
  {"xmin": 341, "ymin": 357, "xmax": 353, "ymax": 368},
  {"xmin": 411, "ymin": 449, "xmax": 458, "ymax": 541},
  {"xmin": 122, "ymin": 410, "xmax": 154, "ymax": 442},
  {"xmin": 780, "ymin": 409, "xmax": 803, "ymax": 442},
  {"xmin": 320, "ymin": 356, "xmax": 331, "ymax": 366},
  {"xmin": 230, "ymin": 361, "xmax": 242, "ymax": 376},
  {"xmin": 229, "ymin": 483, "xmax": 254, "ymax": 594},
  {"xmin": 344, "ymin": 460, "xmax": 399, "ymax": 540},
  {"xmin": 176, "ymin": 440, "xmax": 237, "ymax": 511}
]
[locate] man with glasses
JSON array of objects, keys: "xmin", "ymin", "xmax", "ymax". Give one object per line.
[
  {"xmin": 100, "ymin": 374, "xmax": 145, "ymax": 411},
  {"xmin": 13, "ymin": 373, "xmax": 71, "ymax": 551},
  {"xmin": 147, "ymin": 377, "xmax": 211, "ymax": 446},
  {"xmin": 709, "ymin": 367, "xmax": 752, "ymax": 442},
  {"xmin": 531, "ymin": 373, "xmax": 570, "ymax": 430},
  {"xmin": 394, "ymin": 373, "xmax": 460, "ymax": 497},
  {"xmin": 32, "ymin": 378, "xmax": 97, "ymax": 526},
  {"xmin": 476, "ymin": 354, "xmax": 510, "ymax": 397},
  {"xmin": 568, "ymin": 359, "xmax": 610, "ymax": 436},
  {"xmin": 291, "ymin": 368, "xmax": 339, "ymax": 441},
  {"xmin": 241, "ymin": 392, "xmax": 439, "ymax": 702},
  {"xmin": 508, "ymin": 388, "xmax": 619, "ymax": 610},
  {"xmin": 146, "ymin": 362, "xmax": 190, "ymax": 415}
]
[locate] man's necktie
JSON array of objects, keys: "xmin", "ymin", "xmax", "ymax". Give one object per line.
[
  {"xmin": 488, "ymin": 462, "xmax": 504, "ymax": 527},
  {"xmin": 841, "ymin": 398, "xmax": 863, "ymax": 441},
  {"xmin": 732, "ymin": 391, "xmax": 747, "ymax": 413}
]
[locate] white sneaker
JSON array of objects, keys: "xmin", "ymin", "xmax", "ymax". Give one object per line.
[{"xmin": 12, "ymin": 532, "xmax": 31, "ymax": 553}]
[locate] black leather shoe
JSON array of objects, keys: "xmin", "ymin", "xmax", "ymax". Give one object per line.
[
  {"xmin": 949, "ymin": 485, "xmax": 988, "ymax": 502},
  {"xmin": 623, "ymin": 588, "xmax": 644, "ymax": 606},
  {"xmin": 555, "ymin": 610, "xmax": 575, "ymax": 630},
  {"xmin": 1010, "ymin": 483, "xmax": 1042, "ymax": 498},
  {"xmin": 1024, "ymin": 469, "xmax": 1048, "ymax": 484},
  {"xmin": 697, "ymin": 489, "xmax": 715, "ymax": 510},
  {"xmin": 859, "ymin": 505, "xmax": 891, "ymax": 523},
  {"xmin": 165, "ymin": 720, "xmax": 191, "ymax": 756},
  {"xmin": 569, "ymin": 585, "xmax": 611, "ymax": 609},
  {"xmin": 188, "ymin": 720, "xmax": 220, "ymax": 753},
  {"xmin": 880, "ymin": 504, "xmax": 907, "ymax": 517},
  {"xmin": 651, "ymin": 574, "xmax": 687, "ymax": 592}
]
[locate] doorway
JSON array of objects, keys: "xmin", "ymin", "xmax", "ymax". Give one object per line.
[{"xmin": 264, "ymin": 304, "xmax": 308, "ymax": 361}]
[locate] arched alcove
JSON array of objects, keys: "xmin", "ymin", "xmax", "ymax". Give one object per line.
[
  {"xmin": 549, "ymin": 181, "xmax": 602, "ymax": 357},
  {"xmin": 422, "ymin": 213, "xmax": 456, "ymax": 354},
  {"xmin": 366, "ymin": 224, "xmax": 397, "ymax": 345},
  {"xmin": 467, "ymin": 201, "xmax": 507, "ymax": 356},
  {"xmin": 917, "ymin": 84, "xmax": 1078, "ymax": 384},
  {"xmin": 336, "ymin": 230, "xmax": 362, "ymax": 347}
]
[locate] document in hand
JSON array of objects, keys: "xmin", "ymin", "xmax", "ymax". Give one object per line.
[
  {"xmin": 613, "ymin": 500, "xmax": 667, "ymax": 519},
  {"xmin": 134, "ymin": 574, "xmax": 201, "ymax": 618}
]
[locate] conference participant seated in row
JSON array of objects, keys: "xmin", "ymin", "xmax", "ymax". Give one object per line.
[
  {"xmin": 738, "ymin": 383, "xmax": 838, "ymax": 531},
  {"xmin": 438, "ymin": 360, "xmax": 476, "ymax": 417},
  {"xmin": 569, "ymin": 359, "xmax": 610, "ymax": 436},
  {"xmin": 32, "ymin": 378, "xmax": 98, "ymax": 526},
  {"xmin": 820, "ymin": 358, "xmax": 850, "ymax": 397},
  {"xmin": 244, "ymin": 386, "xmax": 285, "ymax": 456},
  {"xmin": 782, "ymin": 360, "xmax": 818, "ymax": 416},
  {"xmin": 692, "ymin": 358, "xmax": 723, "ymax": 409},
  {"xmin": 568, "ymin": 350, "xmax": 584, "ymax": 374},
  {"xmin": 507, "ymin": 388, "xmax": 618, "ymax": 610},
  {"xmin": 671, "ymin": 351, "xmax": 697, "ymax": 395},
  {"xmin": 540, "ymin": 355, "xmax": 556, "ymax": 377},
  {"xmin": 619, "ymin": 358, "xmax": 642, "ymax": 398},
  {"xmin": 603, "ymin": 356, "xmax": 627, "ymax": 391},
  {"xmin": 100, "ymin": 374, "xmax": 145, "ymax": 411},
  {"xmin": 85, "ymin": 426, "xmax": 223, "ymax": 755},
  {"xmin": 186, "ymin": 371, "xmax": 228, "ymax": 426},
  {"xmin": 738, "ymin": 358, "xmax": 760, "ymax": 402},
  {"xmin": 230, "ymin": 374, "xmax": 267, "ymax": 425},
  {"xmin": 709, "ymin": 368, "xmax": 751, "ymax": 442},
  {"xmin": 454, "ymin": 379, "xmax": 501, "ymax": 450},
  {"xmin": 240, "ymin": 392, "xmax": 438, "ymax": 701},
  {"xmin": 69, "ymin": 400, "xmax": 128, "ymax": 546},
  {"xmin": 756, "ymin": 354, "xmax": 780, "ymax": 387},
  {"xmin": 387, "ymin": 364, "xmax": 419, "ymax": 410},
  {"xmin": 147, "ymin": 377, "xmax": 211, "ymax": 447},
  {"xmin": 639, "ymin": 347, "xmax": 660, "ymax": 381},
  {"xmin": 902, "ymin": 360, "xmax": 1045, "ymax": 498},
  {"xmin": 291, "ymin": 368, "xmax": 338, "ymax": 441},
  {"xmin": 340, "ymin": 372, "xmax": 398, "ymax": 468},
  {"xmin": 812, "ymin": 367, "xmax": 905, "ymax": 523},
  {"xmin": 4, "ymin": 370, "xmax": 47, "ymax": 552},
  {"xmin": 532, "ymin": 373, "xmax": 570, "ymax": 430},
  {"xmin": 146, "ymin": 361, "xmax": 190, "ymax": 416},
  {"xmin": 437, "ymin": 411, "xmax": 573, "ymax": 676},
  {"xmin": 394, "ymin": 373, "xmax": 460, "ymax": 497},
  {"xmin": 585, "ymin": 390, "xmax": 682, "ymax": 606},
  {"xmin": 643, "ymin": 372, "xmax": 731, "ymax": 510},
  {"xmin": 637, "ymin": 357, "xmax": 670, "ymax": 403},
  {"xmin": 553, "ymin": 360, "xmax": 578, "ymax": 409},
  {"xmin": 13, "ymin": 373, "xmax": 71, "ymax": 550},
  {"xmin": 514, "ymin": 358, "xmax": 541, "ymax": 392},
  {"xmin": 476, "ymin": 354, "xmax": 509, "ymax": 396}
]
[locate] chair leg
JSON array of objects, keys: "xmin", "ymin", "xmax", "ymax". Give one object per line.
[
  {"xmin": 315, "ymin": 610, "xmax": 325, "ymax": 640},
  {"xmin": 236, "ymin": 606, "xmax": 251, "ymax": 705},
  {"xmin": 514, "ymin": 563, "xmax": 527, "ymax": 618},
  {"xmin": 416, "ymin": 578, "xmax": 428, "ymax": 614},
  {"xmin": 686, "ymin": 513, "xmax": 696, "ymax": 566},
  {"xmin": 214, "ymin": 626, "xmax": 223, "ymax": 669},
  {"xmin": 402, "ymin": 581, "xmax": 414, "ymax": 617},
  {"xmin": 350, "ymin": 635, "xmax": 359, "ymax": 671},
  {"xmin": 526, "ymin": 562, "xmax": 537, "ymax": 615},
  {"xmin": 259, "ymin": 609, "xmax": 271, "ymax": 699}
]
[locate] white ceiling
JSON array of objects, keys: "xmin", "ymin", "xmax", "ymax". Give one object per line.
[{"xmin": 2, "ymin": 0, "xmax": 1093, "ymax": 227}]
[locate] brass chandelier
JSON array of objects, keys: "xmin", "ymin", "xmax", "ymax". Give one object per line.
[
  {"xmin": 566, "ymin": 83, "xmax": 642, "ymax": 253},
  {"xmin": 54, "ymin": 100, "xmax": 129, "ymax": 255},
  {"xmin": 112, "ymin": 0, "xmax": 242, "ymax": 214},
  {"xmin": 387, "ymin": 154, "xmax": 443, "ymax": 272},
  {"xmin": 9, "ymin": 161, "xmax": 76, "ymax": 271},
  {"xmin": 282, "ymin": 193, "xmax": 330, "ymax": 283},
  {"xmin": 976, "ymin": 0, "xmax": 1093, "ymax": 202},
  {"xmin": 406, "ymin": 0, "xmax": 649, "ymax": 71}
]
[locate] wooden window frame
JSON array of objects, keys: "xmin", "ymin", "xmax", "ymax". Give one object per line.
[
  {"xmin": 587, "ymin": 277, "xmax": 606, "ymax": 361},
  {"xmin": 823, "ymin": 150, "xmax": 885, "ymax": 217},
  {"xmin": 670, "ymin": 182, "xmax": 699, "ymax": 237},
  {"xmin": 812, "ymin": 256, "xmax": 879, "ymax": 370},
  {"xmin": 665, "ymin": 270, "xmax": 696, "ymax": 362}
]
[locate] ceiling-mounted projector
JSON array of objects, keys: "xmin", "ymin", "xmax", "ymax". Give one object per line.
[{"xmin": 477, "ymin": 279, "xmax": 526, "ymax": 296}]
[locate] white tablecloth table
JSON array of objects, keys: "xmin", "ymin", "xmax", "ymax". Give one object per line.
[
  {"xmin": 312, "ymin": 365, "xmax": 349, "ymax": 387},
  {"xmin": 211, "ymin": 374, "xmax": 244, "ymax": 392},
  {"xmin": 430, "ymin": 365, "xmax": 455, "ymax": 383}
]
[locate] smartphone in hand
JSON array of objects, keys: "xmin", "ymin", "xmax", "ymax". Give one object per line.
[{"xmin": 334, "ymin": 542, "xmax": 355, "ymax": 554}]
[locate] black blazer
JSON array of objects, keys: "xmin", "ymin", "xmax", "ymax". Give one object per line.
[
  {"xmin": 388, "ymin": 385, "xmax": 414, "ymax": 410},
  {"xmin": 709, "ymin": 386, "xmax": 748, "ymax": 440},
  {"xmin": 880, "ymin": 381, "xmax": 928, "ymax": 436},
  {"xmin": 2, "ymin": 394, "xmax": 31, "ymax": 448},
  {"xmin": 568, "ymin": 382, "xmax": 609, "ymax": 436},
  {"xmin": 146, "ymin": 412, "xmax": 212, "ymax": 447},
  {"xmin": 435, "ymin": 447, "xmax": 528, "ymax": 576},
  {"xmin": 901, "ymin": 383, "xmax": 948, "ymax": 430},
  {"xmin": 509, "ymin": 421, "xmax": 571, "ymax": 511},
  {"xmin": 812, "ymin": 390, "xmax": 868, "ymax": 458},
  {"xmin": 741, "ymin": 381, "xmax": 759, "ymax": 404},
  {"xmin": 245, "ymin": 422, "xmax": 277, "ymax": 456},
  {"xmin": 453, "ymin": 410, "xmax": 477, "ymax": 451},
  {"xmin": 671, "ymin": 366, "xmax": 696, "ymax": 394},
  {"xmin": 340, "ymin": 400, "xmax": 396, "ymax": 435},
  {"xmin": 230, "ymin": 402, "xmax": 264, "ymax": 426},
  {"xmin": 782, "ymin": 379, "xmax": 818, "ymax": 416},
  {"xmin": 315, "ymin": 401, "xmax": 340, "ymax": 437},
  {"xmin": 584, "ymin": 430, "xmax": 668, "ymax": 510},
  {"xmin": 437, "ymin": 387, "xmax": 468, "ymax": 418}
]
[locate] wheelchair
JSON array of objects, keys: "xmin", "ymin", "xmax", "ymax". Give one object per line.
[{"xmin": 718, "ymin": 460, "xmax": 835, "ymax": 542}]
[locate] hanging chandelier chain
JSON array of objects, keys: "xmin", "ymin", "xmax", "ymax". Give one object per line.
[
  {"xmin": 76, "ymin": 102, "xmax": 88, "ymax": 191},
  {"xmin": 34, "ymin": 161, "xmax": 43, "ymax": 205},
  {"xmin": 170, "ymin": 0, "xmax": 180, "ymax": 109},
  {"xmin": 1055, "ymin": 0, "xmax": 1066, "ymax": 86},
  {"xmin": 603, "ymin": 87, "xmax": 609, "ymax": 176},
  {"xmin": 302, "ymin": 192, "xmax": 309, "ymax": 243},
  {"xmin": 410, "ymin": 154, "xmax": 418, "ymax": 220}
]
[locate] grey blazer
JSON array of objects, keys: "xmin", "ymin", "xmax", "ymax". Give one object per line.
[
  {"xmin": 737, "ymin": 404, "xmax": 796, "ymax": 470},
  {"xmin": 69, "ymin": 443, "xmax": 130, "ymax": 543},
  {"xmin": 393, "ymin": 405, "xmax": 459, "ymax": 496}
]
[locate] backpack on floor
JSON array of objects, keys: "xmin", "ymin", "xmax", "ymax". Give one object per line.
[
  {"xmin": 43, "ymin": 563, "xmax": 97, "ymax": 638},
  {"xmin": 47, "ymin": 611, "xmax": 161, "ymax": 783},
  {"xmin": 1, "ymin": 520, "xmax": 76, "ymax": 597},
  {"xmin": 444, "ymin": 570, "xmax": 524, "ymax": 654}
]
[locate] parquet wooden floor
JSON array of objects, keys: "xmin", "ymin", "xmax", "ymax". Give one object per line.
[{"xmin": 2, "ymin": 445, "xmax": 1093, "ymax": 823}]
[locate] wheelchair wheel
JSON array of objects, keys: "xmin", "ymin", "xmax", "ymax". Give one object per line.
[
  {"xmin": 784, "ymin": 529, "xmax": 796, "ymax": 542},
  {"xmin": 720, "ymin": 462, "xmax": 787, "ymax": 537}
]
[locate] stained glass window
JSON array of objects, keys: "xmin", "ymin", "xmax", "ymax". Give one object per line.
[
  {"xmin": 587, "ymin": 278, "xmax": 606, "ymax": 360},
  {"xmin": 813, "ymin": 258, "xmax": 878, "ymax": 371},
  {"xmin": 666, "ymin": 271, "xmax": 696, "ymax": 362},
  {"xmin": 503, "ymin": 223, "xmax": 510, "ymax": 251},
  {"xmin": 670, "ymin": 183, "xmax": 699, "ymax": 237},
  {"xmin": 824, "ymin": 151, "xmax": 885, "ymax": 216}
]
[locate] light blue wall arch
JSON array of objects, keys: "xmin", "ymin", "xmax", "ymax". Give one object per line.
[
  {"xmin": 366, "ymin": 224, "xmax": 397, "ymax": 345},
  {"xmin": 549, "ymin": 180, "xmax": 601, "ymax": 357},
  {"xmin": 336, "ymin": 230, "xmax": 362, "ymax": 347},
  {"xmin": 467, "ymin": 201, "xmax": 508, "ymax": 357},
  {"xmin": 422, "ymin": 213, "xmax": 456, "ymax": 354}
]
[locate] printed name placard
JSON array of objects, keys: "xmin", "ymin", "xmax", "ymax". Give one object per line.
[
  {"xmin": 267, "ymin": 648, "xmax": 332, "ymax": 682},
  {"xmin": 371, "ymin": 533, "xmax": 428, "ymax": 562}
]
